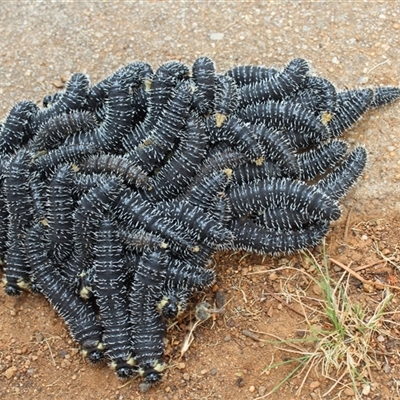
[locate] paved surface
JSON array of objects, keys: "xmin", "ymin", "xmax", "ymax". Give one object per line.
[{"xmin": 1, "ymin": 1, "xmax": 399, "ymax": 216}]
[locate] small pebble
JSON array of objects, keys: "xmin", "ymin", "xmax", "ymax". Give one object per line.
[
  {"xmin": 59, "ymin": 349, "xmax": 68, "ymax": 358},
  {"xmin": 209, "ymin": 33, "xmax": 224, "ymax": 40},
  {"xmin": 383, "ymin": 363, "xmax": 391, "ymax": 373},
  {"xmin": 210, "ymin": 368, "xmax": 218, "ymax": 376},
  {"xmin": 3, "ymin": 366, "xmax": 18, "ymax": 380},
  {"xmin": 332, "ymin": 56, "xmax": 340, "ymax": 64},
  {"xmin": 249, "ymin": 386, "xmax": 255, "ymax": 393},
  {"xmin": 343, "ymin": 388, "xmax": 354, "ymax": 396},
  {"xmin": 215, "ymin": 290, "xmax": 226, "ymax": 309},
  {"xmin": 224, "ymin": 335, "xmax": 231, "ymax": 342},
  {"xmin": 309, "ymin": 381, "xmax": 321, "ymax": 390},
  {"xmin": 268, "ymin": 272, "xmax": 278, "ymax": 281},
  {"xmin": 377, "ymin": 335, "xmax": 385, "ymax": 342},
  {"xmin": 176, "ymin": 362, "xmax": 186, "ymax": 370},
  {"xmin": 182, "ymin": 373, "xmax": 190, "ymax": 381},
  {"xmin": 258, "ymin": 386, "xmax": 266, "ymax": 396},
  {"xmin": 362, "ymin": 384, "xmax": 370, "ymax": 395},
  {"xmin": 236, "ymin": 377, "xmax": 245, "ymax": 387},
  {"xmin": 312, "ymin": 284, "xmax": 322, "ymax": 295},
  {"xmin": 52, "ymin": 80, "xmax": 65, "ymax": 88}
]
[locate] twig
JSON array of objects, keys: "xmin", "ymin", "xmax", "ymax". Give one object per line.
[
  {"xmin": 367, "ymin": 59, "xmax": 389, "ymax": 74},
  {"xmin": 267, "ymin": 292, "xmax": 307, "ymax": 318},
  {"xmin": 374, "ymin": 242, "xmax": 400, "ymax": 269},
  {"xmin": 118, "ymin": 375, "xmax": 139, "ymax": 389},
  {"xmin": 222, "ymin": 19, "xmax": 237, "ymax": 32},
  {"xmin": 43, "ymin": 338, "xmax": 56, "ymax": 366},
  {"xmin": 242, "ymin": 329, "xmax": 260, "ymax": 342},
  {"xmin": 343, "ymin": 207, "xmax": 353, "ymax": 243},
  {"xmin": 352, "ymin": 258, "xmax": 391, "ymax": 272},
  {"xmin": 47, "ymin": 377, "xmax": 62, "ymax": 387},
  {"xmin": 329, "ymin": 258, "xmax": 400, "ymax": 291},
  {"xmin": 248, "ymin": 329, "xmax": 306, "ymax": 353},
  {"xmin": 322, "ymin": 370, "xmax": 349, "ymax": 398}
]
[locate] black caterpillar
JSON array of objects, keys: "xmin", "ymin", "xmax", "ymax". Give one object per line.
[{"xmin": 0, "ymin": 56, "xmax": 398, "ymax": 389}]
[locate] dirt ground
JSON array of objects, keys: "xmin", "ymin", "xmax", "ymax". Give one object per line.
[{"xmin": 0, "ymin": 1, "xmax": 400, "ymax": 399}]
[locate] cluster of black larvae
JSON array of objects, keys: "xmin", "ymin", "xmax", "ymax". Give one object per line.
[{"xmin": 1, "ymin": 56, "xmax": 399, "ymax": 386}]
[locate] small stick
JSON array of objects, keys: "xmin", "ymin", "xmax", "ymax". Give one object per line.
[
  {"xmin": 43, "ymin": 338, "xmax": 56, "ymax": 366},
  {"xmin": 267, "ymin": 292, "xmax": 306, "ymax": 318},
  {"xmin": 374, "ymin": 242, "xmax": 400, "ymax": 269},
  {"xmin": 353, "ymin": 258, "xmax": 392, "ymax": 272},
  {"xmin": 367, "ymin": 59, "xmax": 389, "ymax": 74},
  {"xmin": 242, "ymin": 329, "xmax": 260, "ymax": 342},
  {"xmin": 248, "ymin": 329, "xmax": 306, "ymax": 353},
  {"xmin": 329, "ymin": 258, "xmax": 400, "ymax": 291},
  {"xmin": 343, "ymin": 207, "xmax": 352, "ymax": 243}
]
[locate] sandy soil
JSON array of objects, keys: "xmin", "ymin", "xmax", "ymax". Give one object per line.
[{"xmin": 0, "ymin": 2, "xmax": 400, "ymax": 399}]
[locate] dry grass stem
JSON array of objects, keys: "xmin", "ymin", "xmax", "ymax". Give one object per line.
[
  {"xmin": 255, "ymin": 243, "xmax": 396, "ymax": 399},
  {"xmin": 330, "ymin": 257, "xmax": 400, "ymax": 291}
]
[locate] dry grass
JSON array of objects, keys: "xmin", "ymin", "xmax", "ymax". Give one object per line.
[{"xmin": 254, "ymin": 241, "xmax": 399, "ymax": 399}]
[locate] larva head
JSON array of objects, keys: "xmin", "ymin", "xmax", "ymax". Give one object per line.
[
  {"xmin": 158, "ymin": 295, "xmax": 182, "ymax": 319},
  {"xmin": 4, "ymin": 284, "xmax": 21, "ymax": 297},
  {"xmin": 139, "ymin": 360, "xmax": 166, "ymax": 384},
  {"xmin": 2, "ymin": 277, "xmax": 29, "ymax": 297},
  {"xmin": 110, "ymin": 356, "xmax": 137, "ymax": 379},
  {"xmin": 81, "ymin": 340, "xmax": 105, "ymax": 364},
  {"xmin": 87, "ymin": 349, "xmax": 104, "ymax": 364},
  {"xmin": 116, "ymin": 366, "xmax": 135, "ymax": 379}
]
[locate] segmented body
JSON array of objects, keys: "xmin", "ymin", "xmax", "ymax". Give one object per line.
[
  {"xmin": 129, "ymin": 250, "xmax": 168, "ymax": 383},
  {"xmin": 26, "ymin": 223, "xmax": 105, "ymax": 363},
  {"xmin": 93, "ymin": 219, "xmax": 135, "ymax": 378}
]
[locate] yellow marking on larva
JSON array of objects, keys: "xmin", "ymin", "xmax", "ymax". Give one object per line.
[
  {"xmin": 71, "ymin": 163, "xmax": 80, "ymax": 172},
  {"xmin": 321, "ymin": 111, "xmax": 334, "ymax": 125},
  {"xmin": 31, "ymin": 150, "xmax": 48, "ymax": 163},
  {"xmin": 154, "ymin": 361, "xmax": 166, "ymax": 372},
  {"xmin": 215, "ymin": 112, "xmax": 227, "ymax": 128},
  {"xmin": 144, "ymin": 79, "xmax": 152, "ymax": 91},
  {"xmin": 139, "ymin": 138, "xmax": 153, "ymax": 149},
  {"xmin": 191, "ymin": 246, "xmax": 200, "ymax": 253},
  {"xmin": 254, "ymin": 156, "xmax": 264, "ymax": 166},
  {"xmin": 223, "ymin": 168, "xmax": 233, "ymax": 178},
  {"xmin": 157, "ymin": 296, "xmax": 169, "ymax": 313},
  {"xmin": 40, "ymin": 218, "xmax": 50, "ymax": 227},
  {"xmin": 79, "ymin": 285, "xmax": 92, "ymax": 301},
  {"xmin": 17, "ymin": 279, "xmax": 30, "ymax": 289}
]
